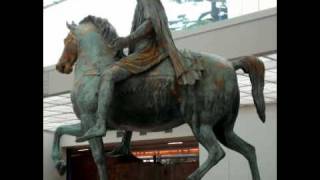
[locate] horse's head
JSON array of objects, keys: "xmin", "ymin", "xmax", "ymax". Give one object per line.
[
  {"xmin": 56, "ymin": 16, "xmax": 123, "ymax": 74},
  {"xmin": 56, "ymin": 22, "xmax": 79, "ymax": 74}
]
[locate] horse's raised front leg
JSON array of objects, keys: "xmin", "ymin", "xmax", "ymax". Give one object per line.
[
  {"xmin": 89, "ymin": 137, "xmax": 108, "ymax": 180},
  {"xmin": 51, "ymin": 123, "xmax": 82, "ymax": 175},
  {"xmin": 81, "ymin": 114, "xmax": 108, "ymax": 180},
  {"xmin": 107, "ymin": 131, "xmax": 132, "ymax": 157}
]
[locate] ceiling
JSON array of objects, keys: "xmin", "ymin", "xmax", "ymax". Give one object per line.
[{"xmin": 43, "ymin": 52, "xmax": 276, "ymax": 132}]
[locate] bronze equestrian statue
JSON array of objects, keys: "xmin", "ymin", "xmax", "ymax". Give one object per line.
[
  {"xmin": 76, "ymin": 0, "xmax": 198, "ymax": 142},
  {"xmin": 51, "ymin": 1, "xmax": 266, "ymax": 180}
]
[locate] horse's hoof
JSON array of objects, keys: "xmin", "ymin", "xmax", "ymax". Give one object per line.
[{"xmin": 55, "ymin": 160, "xmax": 66, "ymax": 176}]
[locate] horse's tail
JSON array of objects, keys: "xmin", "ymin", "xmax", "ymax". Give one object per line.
[{"xmin": 232, "ymin": 56, "xmax": 266, "ymax": 123}]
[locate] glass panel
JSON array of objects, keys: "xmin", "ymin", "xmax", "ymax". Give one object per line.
[
  {"xmin": 166, "ymin": 0, "xmax": 227, "ymax": 31},
  {"xmin": 264, "ymin": 93, "xmax": 276, "ymax": 99},
  {"xmin": 45, "ymin": 117, "xmax": 69, "ymax": 123},
  {"xmin": 259, "ymin": 58, "xmax": 276, "ymax": 69},
  {"xmin": 269, "ymin": 69, "xmax": 277, "ymax": 73},
  {"xmin": 265, "ymin": 71, "xmax": 277, "ymax": 82},
  {"xmin": 240, "ymin": 96, "xmax": 254, "ymax": 104},
  {"xmin": 43, "ymin": 102, "xmax": 56, "ymax": 108},
  {"xmin": 265, "ymin": 97, "xmax": 276, "ymax": 103},
  {"xmin": 43, "ymin": 110, "xmax": 61, "ymax": 116},
  {"xmin": 267, "ymin": 53, "xmax": 277, "ymax": 60},
  {"xmin": 240, "ymin": 85, "xmax": 252, "ymax": 91},
  {"xmin": 43, "ymin": 95, "xmax": 64, "ymax": 102},
  {"xmin": 46, "ymin": 106, "xmax": 73, "ymax": 113},
  {"xmin": 59, "ymin": 93, "xmax": 71, "ymax": 97},
  {"xmin": 240, "ymin": 92, "xmax": 250, "ymax": 97},
  {"xmin": 264, "ymin": 83, "xmax": 276, "ymax": 91}
]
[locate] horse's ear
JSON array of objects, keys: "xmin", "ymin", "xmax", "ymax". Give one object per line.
[
  {"xmin": 66, "ymin": 21, "xmax": 72, "ymax": 30},
  {"xmin": 66, "ymin": 21, "xmax": 76, "ymax": 31}
]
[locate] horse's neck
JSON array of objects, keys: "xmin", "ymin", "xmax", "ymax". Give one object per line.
[{"xmin": 74, "ymin": 32, "xmax": 116, "ymax": 79}]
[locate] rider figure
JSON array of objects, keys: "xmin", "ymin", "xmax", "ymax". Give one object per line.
[{"xmin": 77, "ymin": 0, "xmax": 193, "ymax": 142}]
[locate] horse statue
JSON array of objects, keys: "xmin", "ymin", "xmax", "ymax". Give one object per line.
[{"xmin": 51, "ymin": 15, "xmax": 266, "ymax": 180}]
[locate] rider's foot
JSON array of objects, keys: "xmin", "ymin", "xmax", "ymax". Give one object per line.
[{"xmin": 76, "ymin": 124, "xmax": 106, "ymax": 142}]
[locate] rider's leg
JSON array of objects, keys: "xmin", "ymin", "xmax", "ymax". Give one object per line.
[{"xmin": 76, "ymin": 65, "xmax": 132, "ymax": 142}]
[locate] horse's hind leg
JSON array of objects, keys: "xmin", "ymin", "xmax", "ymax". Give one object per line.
[
  {"xmin": 215, "ymin": 108, "xmax": 261, "ymax": 180},
  {"xmin": 51, "ymin": 123, "xmax": 82, "ymax": 175},
  {"xmin": 187, "ymin": 124, "xmax": 225, "ymax": 180},
  {"xmin": 89, "ymin": 137, "xmax": 108, "ymax": 180},
  {"xmin": 216, "ymin": 125, "xmax": 261, "ymax": 180},
  {"xmin": 107, "ymin": 131, "xmax": 132, "ymax": 157}
]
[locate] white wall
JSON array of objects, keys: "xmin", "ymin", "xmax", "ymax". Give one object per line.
[
  {"xmin": 43, "ymin": 68, "xmax": 74, "ymax": 96},
  {"xmin": 201, "ymin": 103, "xmax": 277, "ymax": 180},
  {"xmin": 173, "ymin": 8, "xmax": 277, "ymax": 59}
]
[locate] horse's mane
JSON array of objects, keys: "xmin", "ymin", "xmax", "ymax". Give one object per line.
[{"xmin": 79, "ymin": 15, "xmax": 125, "ymax": 58}]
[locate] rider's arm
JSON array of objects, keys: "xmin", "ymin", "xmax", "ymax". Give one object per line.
[{"xmin": 127, "ymin": 19, "xmax": 154, "ymax": 45}]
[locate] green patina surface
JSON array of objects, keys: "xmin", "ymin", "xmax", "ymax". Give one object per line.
[{"xmin": 52, "ymin": 14, "xmax": 266, "ymax": 180}]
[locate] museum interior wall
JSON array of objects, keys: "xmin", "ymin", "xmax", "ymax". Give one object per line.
[{"xmin": 173, "ymin": 7, "xmax": 276, "ymax": 59}]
